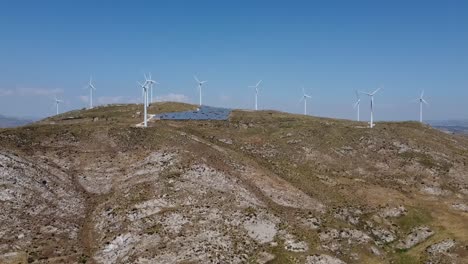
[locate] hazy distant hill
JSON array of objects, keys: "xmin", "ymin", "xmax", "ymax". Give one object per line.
[
  {"xmin": 0, "ymin": 115, "xmax": 34, "ymax": 128},
  {"xmin": 428, "ymin": 120, "xmax": 468, "ymax": 135}
]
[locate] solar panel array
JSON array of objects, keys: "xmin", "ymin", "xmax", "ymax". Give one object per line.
[{"xmin": 153, "ymin": 106, "xmax": 232, "ymax": 121}]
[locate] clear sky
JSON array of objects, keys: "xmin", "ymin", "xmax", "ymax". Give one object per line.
[{"xmin": 0, "ymin": 0, "xmax": 467, "ymax": 121}]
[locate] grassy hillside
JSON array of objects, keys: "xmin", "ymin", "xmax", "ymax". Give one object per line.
[{"xmin": 0, "ymin": 103, "xmax": 466, "ymax": 264}]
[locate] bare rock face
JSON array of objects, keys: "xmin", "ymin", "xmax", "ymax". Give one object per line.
[
  {"xmin": 282, "ymin": 233, "xmax": 309, "ymax": 252},
  {"xmin": 451, "ymin": 203, "xmax": 468, "ymax": 212},
  {"xmin": 371, "ymin": 228, "xmax": 396, "ymax": 244},
  {"xmin": 218, "ymin": 138, "xmax": 233, "ymax": 145},
  {"xmin": 379, "ymin": 205, "xmax": 407, "ymax": 218},
  {"xmin": 426, "ymin": 239, "xmax": 456, "ymax": 255},
  {"xmin": 320, "ymin": 228, "xmax": 371, "ymax": 245},
  {"xmin": 90, "ymin": 160, "xmax": 272, "ymax": 263},
  {"xmin": 424, "ymin": 239, "xmax": 461, "ymax": 264},
  {"xmin": 319, "ymin": 228, "xmax": 372, "ymax": 253},
  {"xmin": 396, "ymin": 226, "xmax": 434, "ymax": 250},
  {"xmin": 0, "ymin": 151, "xmax": 86, "ymax": 261},
  {"xmin": 299, "ymin": 216, "xmax": 321, "ymax": 230},
  {"xmin": 306, "ymin": 254, "xmax": 347, "ymax": 264},
  {"xmin": 334, "ymin": 207, "xmax": 362, "ymax": 225},
  {"xmin": 243, "ymin": 215, "xmax": 278, "ymax": 244}
]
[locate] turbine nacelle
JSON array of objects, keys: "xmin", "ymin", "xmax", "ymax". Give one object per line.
[
  {"xmin": 194, "ymin": 75, "xmax": 207, "ymax": 86},
  {"xmin": 360, "ymin": 87, "xmax": 381, "ymax": 97},
  {"xmin": 416, "ymin": 90, "xmax": 429, "ymax": 105},
  {"xmin": 249, "ymin": 80, "xmax": 262, "ymax": 94},
  {"xmin": 300, "ymin": 87, "xmax": 311, "ymax": 101},
  {"xmin": 359, "ymin": 86, "xmax": 382, "ymax": 128},
  {"xmin": 88, "ymin": 76, "xmax": 96, "ymax": 90},
  {"xmin": 145, "ymin": 73, "xmax": 159, "ymax": 86}
]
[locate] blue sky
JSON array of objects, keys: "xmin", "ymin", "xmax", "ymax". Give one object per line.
[{"xmin": 0, "ymin": 0, "xmax": 467, "ymax": 121}]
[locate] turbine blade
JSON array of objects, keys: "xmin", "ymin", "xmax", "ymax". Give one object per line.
[
  {"xmin": 194, "ymin": 75, "xmax": 200, "ymax": 83},
  {"xmin": 371, "ymin": 87, "xmax": 381, "ymax": 95},
  {"xmin": 421, "ymin": 90, "xmax": 425, "ymax": 98},
  {"xmin": 353, "ymin": 102, "xmax": 358, "ymax": 109},
  {"xmin": 256, "ymin": 80, "xmax": 262, "ymax": 87},
  {"xmin": 422, "ymin": 98, "xmax": 429, "ymax": 105},
  {"xmin": 201, "ymin": 81, "xmax": 207, "ymax": 84}
]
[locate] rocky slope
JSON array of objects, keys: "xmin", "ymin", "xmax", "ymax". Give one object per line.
[{"xmin": 0, "ymin": 102, "xmax": 467, "ymax": 264}]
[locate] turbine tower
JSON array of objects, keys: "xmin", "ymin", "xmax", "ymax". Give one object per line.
[
  {"xmin": 415, "ymin": 90, "xmax": 429, "ymax": 123},
  {"xmin": 300, "ymin": 87, "xmax": 312, "ymax": 115},
  {"xmin": 86, "ymin": 76, "xmax": 96, "ymax": 109},
  {"xmin": 137, "ymin": 77, "xmax": 149, "ymax": 128},
  {"xmin": 249, "ymin": 80, "xmax": 262, "ymax": 111},
  {"xmin": 145, "ymin": 73, "xmax": 158, "ymax": 106},
  {"xmin": 353, "ymin": 90, "xmax": 361, "ymax": 121},
  {"xmin": 194, "ymin": 75, "xmax": 207, "ymax": 106},
  {"xmin": 54, "ymin": 96, "xmax": 63, "ymax": 115},
  {"xmin": 360, "ymin": 87, "xmax": 381, "ymax": 128}
]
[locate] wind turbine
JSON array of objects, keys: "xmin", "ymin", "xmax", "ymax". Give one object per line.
[
  {"xmin": 54, "ymin": 96, "xmax": 63, "ymax": 115},
  {"xmin": 249, "ymin": 80, "xmax": 262, "ymax": 111},
  {"xmin": 353, "ymin": 90, "xmax": 361, "ymax": 121},
  {"xmin": 137, "ymin": 78, "xmax": 149, "ymax": 127},
  {"xmin": 145, "ymin": 73, "xmax": 158, "ymax": 106},
  {"xmin": 415, "ymin": 90, "xmax": 429, "ymax": 123},
  {"xmin": 300, "ymin": 87, "xmax": 312, "ymax": 115},
  {"xmin": 86, "ymin": 76, "xmax": 96, "ymax": 109},
  {"xmin": 194, "ymin": 75, "xmax": 207, "ymax": 106},
  {"xmin": 360, "ymin": 87, "xmax": 381, "ymax": 128}
]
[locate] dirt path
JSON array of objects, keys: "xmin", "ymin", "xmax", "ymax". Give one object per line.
[{"xmin": 170, "ymin": 125, "xmax": 325, "ymax": 213}]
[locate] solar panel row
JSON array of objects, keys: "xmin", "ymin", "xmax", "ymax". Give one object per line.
[{"xmin": 153, "ymin": 106, "xmax": 232, "ymax": 121}]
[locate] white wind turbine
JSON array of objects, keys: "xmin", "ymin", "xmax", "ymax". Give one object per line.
[
  {"xmin": 415, "ymin": 90, "xmax": 429, "ymax": 123},
  {"xmin": 54, "ymin": 96, "xmax": 63, "ymax": 115},
  {"xmin": 300, "ymin": 87, "xmax": 312, "ymax": 115},
  {"xmin": 145, "ymin": 73, "xmax": 158, "ymax": 106},
  {"xmin": 360, "ymin": 87, "xmax": 381, "ymax": 128},
  {"xmin": 353, "ymin": 90, "xmax": 361, "ymax": 121},
  {"xmin": 249, "ymin": 80, "xmax": 262, "ymax": 111},
  {"xmin": 194, "ymin": 75, "xmax": 207, "ymax": 106},
  {"xmin": 137, "ymin": 77, "xmax": 149, "ymax": 127},
  {"xmin": 85, "ymin": 76, "xmax": 96, "ymax": 109}
]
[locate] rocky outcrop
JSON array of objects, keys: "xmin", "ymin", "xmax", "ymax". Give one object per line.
[
  {"xmin": 396, "ymin": 226, "xmax": 434, "ymax": 250},
  {"xmin": 306, "ymin": 254, "xmax": 346, "ymax": 264}
]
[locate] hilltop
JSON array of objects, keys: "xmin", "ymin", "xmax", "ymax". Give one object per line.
[{"xmin": 0, "ymin": 102, "xmax": 467, "ymax": 264}]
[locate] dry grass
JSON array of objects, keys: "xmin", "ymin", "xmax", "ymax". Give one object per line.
[{"xmin": 1, "ymin": 103, "xmax": 467, "ymax": 263}]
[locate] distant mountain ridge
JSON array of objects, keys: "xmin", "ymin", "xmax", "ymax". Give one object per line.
[
  {"xmin": 0, "ymin": 115, "xmax": 35, "ymax": 128},
  {"xmin": 427, "ymin": 120, "xmax": 468, "ymax": 135}
]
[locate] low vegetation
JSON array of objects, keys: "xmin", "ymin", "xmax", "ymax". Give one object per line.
[{"xmin": 0, "ymin": 102, "xmax": 466, "ymax": 264}]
